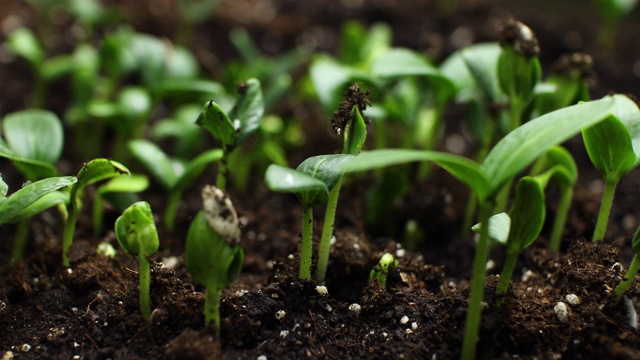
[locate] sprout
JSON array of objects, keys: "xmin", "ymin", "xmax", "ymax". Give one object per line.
[
  {"xmin": 185, "ymin": 185, "xmax": 244, "ymax": 332},
  {"xmin": 370, "ymin": 253, "xmax": 398, "ymax": 289},
  {"xmin": 114, "ymin": 201, "xmax": 159, "ymax": 322},
  {"xmin": 614, "ymin": 225, "xmax": 640, "ymax": 299}
]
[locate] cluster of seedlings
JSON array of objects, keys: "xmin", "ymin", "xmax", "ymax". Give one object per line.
[{"xmin": 2, "ymin": 1, "xmax": 640, "ymax": 358}]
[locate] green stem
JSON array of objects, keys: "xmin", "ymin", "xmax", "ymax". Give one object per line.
[
  {"xmin": 316, "ymin": 178, "xmax": 342, "ymax": 283},
  {"xmin": 163, "ymin": 190, "xmax": 182, "ymax": 232},
  {"xmin": 300, "ymin": 205, "xmax": 313, "ymax": 280},
  {"xmin": 216, "ymin": 157, "xmax": 228, "ymax": 190},
  {"xmin": 496, "ymin": 250, "xmax": 519, "ymax": 297},
  {"xmin": 139, "ymin": 255, "xmax": 152, "ymax": 322},
  {"xmin": 592, "ymin": 179, "xmax": 618, "ymax": 242},
  {"xmin": 462, "ymin": 194, "xmax": 477, "ymax": 235},
  {"xmin": 614, "ymin": 254, "xmax": 640, "ymax": 299},
  {"xmin": 461, "ymin": 201, "xmax": 492, "ymax": 360},
  {"xmin": 549, "ymin": 187, "xmax": 572, "ymax": 252},
  {"xmin": 92, "ymin": 193, "xmax": 104, "ymax": 238},
  {"xmin": 62, "ymin": 198, "xmax": 78, "ymax": 268},
  {"xmin": 508, "ymin": 98, "xmax": 523, "ymax": 132},
  {"xmin": 205, "ymin": 286, "xmax": 222, "ymax": 333},
  {"xmin": 493, "ymin": 180, "xmax": 512, "ymax": 214},
  {"xmin": 10, "ymin": 218, "xmax": 30, "ymax": 262}
]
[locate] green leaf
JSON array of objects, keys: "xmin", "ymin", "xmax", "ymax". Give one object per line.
[
  {"xmin": 186, "ymin": 211, "xmax": 244, "ymax": 289},
  {"xmin": 97, "ymin": 174, "xmax": 149, "ymax": 195},
  {"xmin": 128, "ymin": 139, "xmax": 178, "ymax": 189},
  {"xmin": 582, "ymin": 115, "xmax": 636, "ymax": 182},
  {"xmin": 117, "ymin": 86, "xmax": 152, "ymax": 120},
  {"xmin": 460, "ymin": 43, "xmax": 503, "ymax": 101},
  {"xmin": 471, "ymin": 212, "xmax": 511, "ymax": 245},
  {"xmin": 7, "ymin": 27, "xmax": 44, "ymax": 67},
  {"xmin": 196, "ymin": 100, "xmax": 238, "ymax": 149},
  {"xmin": 115, "ymin": 201, "xmax": 159, "ymax": 256},
  {"xmin": 77, "ymin": 158, "xmax": 130, "ymax": 189},
  {"xmin": 0, "ymin": 176, "xmax": 77, "ymax": 224},
  {"xmin": 265, "ymin": 164, "xmax": 329, "ymax": 207},
  {"xmin": 297, "ymin": 154, "xmax": 353, "ymax": 191},
  {"xmin": 229, "ymin": 78, "xmax": 264, "ymax": 142},
  {"xmin": 7, "ymin": 191, "xmax": 69, "ymax": 223},
  {"xmin": 342, "ymin": 149, "xmax": 490, "ymax": 200},
  {"xmin": 310, "ymin": 56, "xmax": 374, "ymax": 114},
  {"xmin": 506, "ymin": 177, "xmax": 546, "ymax": 252},
  {"xmin": 497, "ymin": 46, "xmax": 541, "ymax": 103},
  {"xmin": 482, "ymin": 95, "xmax": 623, "ymax": 195},
  {"xmin": 344, "ymin": 106, "xmax": 367, "ymax": 155}
]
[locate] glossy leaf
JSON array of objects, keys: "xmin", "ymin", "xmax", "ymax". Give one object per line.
[
  {"xmin": 344, "ymin": 106, "xmax": 367, "ymax": 155},
  {"xmin": 506, "ymin": 177, "xmax": 546, "ymax": 252},
  {"xmin": 229, "ymin": 78, "xmax": 265, "ymax": 142},
  {"xmin": 471, "ymin": 212, "xmax": 511, "ymax": 245},
  {"xmin": 77, "ymin": 158, "xmax": 130, "ymax": 188},
  {"xmin": 196, "ymin": 100, "xmax": 238, "ymax": 149},
  {"xmin": 0, "ymin": 176, "xmax": 77, "ymax": 224},
  {"xmin": 265, "ymin": 164, "xmax": 329, "ymax": 207},
  {"xmin": 583, "ymin": 115, "xmax": 636, "ymax": 181},
  {"xmin": 297, "ymin": 154, "xmax": 353, "ymax": 191},
  {"xmin": 115, "ymin": 201, "xmax": 159, "ymax": 257},
  {"xmin": 128, "ymin": 139, "xmax": 178, "ymax": 189},
  {"xmin": 7, "ymin": 191, "xmax": 70, "ymax": 223}
]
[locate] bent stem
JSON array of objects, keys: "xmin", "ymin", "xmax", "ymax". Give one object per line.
[
  {"xmin": 10, "ymin": 218, "xmax": 30, "ymax": 262},
  {"xmin": 461, "ymin": 201, "xmax": 491, "ymax": 360},
  {"xmin": 316, "ymin": 178, "xmax": 342, "ymax": 283},
  {"xmin": 205, "ymin": 286, "xmax": 222, "ymax": 333},
  {"xmin": 549, "ymin": 188, "xmax": 572, "ymax": 252},
  {"xmin": 614, "ymin": 254, "xmax": 640, "ymax": 299},
  {"xmin": 592, "ymin": 179, "xmax": 618, "ymax": 242},
  {"xmin": 300, "ymin": 205, "xmax": 313, "ymax": 280},
  {"xmin": 139, "ymin": 255, "xmax": 151, "ymax": 322}
]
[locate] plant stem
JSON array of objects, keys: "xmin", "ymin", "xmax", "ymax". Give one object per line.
[
  {"xmin": 592, "ymin": 179, "xmax": 618, "ymax": 242},
  {"xmin": 92, "ymin": 193, "xmax": 104, "ymax": 238},
  {"xmin": 62, "ymin": 200, "xmax": 78, "ymax": 268},
  {"xmin": 461, "ymin": 201, "xmax": 491, "ymax": 360},
  {"xmin": 462, "ymin": 194, "xmax": 477, "ymax": 235},
  {"xmin": 300, "ymin": 205, "xmax": 313, "ymax": 280},
  {"xmin": 163, "ymin": 190, "xmax": 182, "ymax": 232},
  {"xmin": 139, "ymin": 255, "xmax": 152, "ymax": 322},
  {"xmin": 10, "ymin": 218, "xmax": 30, "ymax": 262},
  {"xmin": 549, "ymin": 187, "xmax": 572, "ymax": 252},
  {"xmin": 615, "ymin": 254, "xmax": 640, "ymax": 299},
  {"xmin": 496, "ymin": 250, "xmax": 519, "ymax": 297},
  {"xmin": 316, "ymin": 178, "xmax": 342, "ymax": 283},
  {"xmin": 216, "ymin": 158, "xmax": 227, "ymax": 190},
  {"xmin": 205, "ymin": 286, "xmax": 222, "ymax": 333}
]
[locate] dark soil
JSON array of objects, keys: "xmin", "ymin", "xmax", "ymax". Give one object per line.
[{"xmin": 2, "ymin": 0, "xmax": 640, "ymax": 359}]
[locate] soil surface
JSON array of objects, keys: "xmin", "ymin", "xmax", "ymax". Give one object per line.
[{"xmin": 2, "ymin": 0, "xmax": 640, "ymax": 359}]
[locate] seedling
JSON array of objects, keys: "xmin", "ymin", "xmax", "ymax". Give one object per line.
[
  {"xmin": 582, "ymin": 96, "xmax": 640, "ymax": 242},
  {"xmin": 114, "ymin": 201, "xmax": 159, "ymax": 322},
  {"xmin": 614, "ymin": 225, "xmax": 640, "ymax": 298},
  {"xmin": 265, "ymin": 154, "xmax": 352, "ymax": 280},
  {"xmin": 534, "ymin": 53, "xmax": 593, "ymax": 116},
  {"xmin": 472, "ymin": 177, "xmax": 546, "ymax": 300},
  {"xmin": 128, "ymin": 139, "xmax": 223, "ymax": 231},
  {"xmin": 370, "ymin": 253, "xmax": 398, "ymax": 289},
  {"xmin": 185, "ymin": 185, "xmax": 244, "ymax": 332},
  {"xmin": 63, "ymin": 159, "xmax": 130, "ymax": 267},
  {"xmin": 93, "ymin": 175, "xmax": 149, "ymax": 237},
  {"xmin": 196, "ymin": 78, "xmax": 265, "ymax": 189},
  {"xmin": 341, "ymin": 94, "xmax": 634, "ymax": 359},
  {"xmin": 0, "ymin": 175, "xmax": 77, "ymax": 261}
]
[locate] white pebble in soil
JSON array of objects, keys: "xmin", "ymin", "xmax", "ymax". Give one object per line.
[
  {"xmin": 565, "ymin": 294, "xmax": 580, "ymax": 305},
  {"xmin": 275, "ymin": 310, "xmax": 286, "ymax": 320},
  {"xmin": 315, "ymin": 285, "xmax": 328, "ymax": 296},
  {"xmin": 554, "ymin": 302, "xmax": 569, "ymax": 323},
  {"xmin": 349, "ymin": 303, "xmax": 362, "ymax": 314}
]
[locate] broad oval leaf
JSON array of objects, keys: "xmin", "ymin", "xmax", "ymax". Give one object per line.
[
  {"xmin": 115, "ymin": 201, "xmax": 159, "ymax": 256},
  {"xmin": 506, "ymin": 177, "xmax": 546, "ymax": 252},
  {"xmin": 77, "ymin": 158, "xmax": 130, "ymax": 189},
  {"xmin": 186, "ymin": 211, "xmax": 244, "ymax": 288},
  {"xmin": 196, "ymin": 100, "xmax": 238, "ymax": 149},
  {"xmin": 297, "ymin": 154, "xmax": 353, "ymax": 191},
  {"xmin": 229, "ymin": 78, "xmax": 264, "ymax": 142},
  {"xmin": 342, "ymin": 149, "xmax": 490, "ymax": 200},
  {"xmin": 265, "ymin": 164, "xmax": 328, "ymax": 207},
  {"xmin": 482, "ymin": 94, "xmax": 624, "ymax": 196},
  {"xmin": 471, "ymin": 212, "xmax": 511, "ymax": 245},
  {"xmin": 582, "ymin": 115, "xmax": 636, "ymax": 182},
  {"xmin": 128, "ymin": 139, "xmax": 178, "ymax": 189},
  {"xmin": 0, "ymin": 176, "xmax": 77, "ymax": 224}
]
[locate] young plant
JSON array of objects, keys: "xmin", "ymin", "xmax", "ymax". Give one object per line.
[
  {"xmin": 265, "ymin": 154, "xmax": 352, "ymax": 280},
  {"xmin": 472, "ymin": 177, "xmax": 546, "ymax": 300},
  {"xmin": 534, "ymin": 53, "xmax": 593, "ymax": 116},
  {"xmin": 0, "ymin": 175, "xmax": 77, "ymax": 261},
  {"xmin": 185, "ymin": 185, "xmax": 244, "ymax": 333},
  {"xmin": 63, "ymin": 159, "xmax": 130, "ymax": 267},
  {"xmin": 582, "ymin": 98, "xmax": 640, "ymax": 242},
  {"xmin": 128, "ymin": 139, "xmax": 223, "ymax": 231},
  {"xmin": 614, "ymin": 225, "xmax": 640, "ymax": 299},
  {"xmin": 114, "ymin": 201, "xmax": 159, "ymax": 322},
  {"xmin": 196, "ymin": 78, "xmax": 265, "ymax": 190},
  {"xmin": 341, "ymin": 94, "xmax": 635, "ymax": 359},
  {"xmin": 93, "ymin": 175, "xmax": 149, "ymax": 237},
  {"xmin": 370, "ymin": 253, "xmax": 398, "ymax": 290}
]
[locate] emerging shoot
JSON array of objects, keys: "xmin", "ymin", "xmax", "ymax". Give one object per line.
[
  {"xmin": 614, "ymin": 225, "xmax": 640, "ymax": 299},
  {"xmin": 370, "ymin": 253, "xmax": 398, "ymax": 289}
]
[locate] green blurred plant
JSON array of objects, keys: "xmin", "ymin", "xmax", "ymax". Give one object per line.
[{"xmin": 369, "ymin": 253, "xmax": 398, "ymax": 289}]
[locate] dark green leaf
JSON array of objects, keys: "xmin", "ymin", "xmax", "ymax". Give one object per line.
[
  {"xmin": 229, "ymin": 78, "xmax": 264, "ymax": 142},
  {"xmin": 196, "ymin": 100, "xmax": 238, "ymax": 149},
  {"xmin": 7, "ymin": 191, "xmax": 69, "ymax": 223},
  {"xmin": 76, "ymin": 158, "xmax": 130, "ymax": 189},
  {"xmin": 582, "ymin": 115, "xmax": 636, "ymax": 182},
  {"xmin": 506, "ymin": 177, "xmax": 546, "ymax": 251},
  {"xmin": 0, "ymin": 176, "xmax": 77, "ymax": 224},
  {"xmin": 344, "ymin": 106, "xmax": 367, "ymax": 155},
  {"xmin": 115, "ymin": 201, "xmax": 159, "ymax": 256}
]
